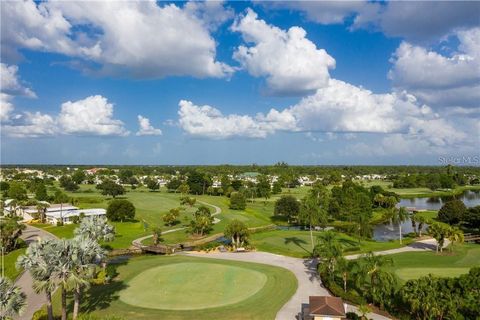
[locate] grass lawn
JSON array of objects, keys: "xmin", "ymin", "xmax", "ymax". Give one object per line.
[
  {"xmin": 50, "ymin": 255, "xmax": 297, "ymax": 320},
  {"xmin": 1, "ymin": 247, "xmax": 26, "ymax": 280},
  {"xmin": 33, "ymin": 186, "xmax": 275, "ymax": 248},
  {"xmin": 386, "ymin": 243, "xmax": 480, "ymax": 282},
  {"xmin": 250, "ymin": 230, "xmax": 413, "ymax": 258},
  {"xmin": 415, "ymin": 210, "xmax": 438, "ymax": 222},
  {"xmin": 31, "ymin": 221, "xmax": 151, "ymax": 249}
]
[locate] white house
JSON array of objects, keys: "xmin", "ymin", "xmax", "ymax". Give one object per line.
[{"xmin": 2, "ymin": 199, "xmax": 106, "ymax": 225}]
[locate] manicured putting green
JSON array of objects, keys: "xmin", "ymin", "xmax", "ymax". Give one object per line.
[
  {"xmin": 120, "ymin": 262, "xmax": 267, "ymax": 310},
  {"xmin": 395, "ymin": 267, "xmax": 470, "ymax": 281}
]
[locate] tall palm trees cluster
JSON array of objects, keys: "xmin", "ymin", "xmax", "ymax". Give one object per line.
[
  {"xmin": 427, "ymin": 222, "xmax": 464, "ymax": 253},
  {"xmin": 314, "ymin": 231, "xmax": 398, "ymax": 309},
  {"xmin": 16, "ymin": 216, "xmax": 115, "ymax": 320}
]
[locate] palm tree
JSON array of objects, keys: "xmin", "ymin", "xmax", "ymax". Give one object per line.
[
  {"xmin": 359, "ymin": 252, "xmax": 396, "ymax": 307},
  {"xmin": 36, "ymin": 202, "xmax": 50, "ymax": 223},
  {"xmin": 152, "ymin": 227, "xmax": 162, "ymax": 245},
  {"xmin": 69, "ymin": 237, "xmax": 105, "ymax": 320},
  {"xmin": 354, "ymin": 212, "xmax": 372, "ymax": 243},
  {"xmin": 428, "ymin": 222, "xmax": 449, "ymax": 253},
  {"xmin": 224, "ymin": 219, "xmax": 249, "ymax": 249},
  {"xmin": 392, "ymin": 207, "xmax": 409, "ymax": 244},
  {"xmin": 7, "ymin": 199, "xmax": 18, "ymax": 217},
  {"xmin": 17, "ymin": 239, "xmax": 58, "ymax": 320},
  {"xmin": 0, "ymin": 276, "xmax": 26, "ymax": 319},
  {"xmin": 357, "ymin": 304, "xmax": 371, "ymax": 320},
  {"xmin": 417, "ymin": 215, "xmax": 427, "ymax": 237},
  {"xmin": 74, "ymin": 216, "xmax": 115, "ymax": 242},
  {"xmin": 411, "ymin": 214, "xmax": 417, "ymax": 235},
  {"xmin": 447, "ymin": 226, "xmax": 464, "ymax": 252},
  {"xmin": 337, "ymin": 258, "xmax": 355, "ymax": 293},
  {"xmin": 299, "ymin": 184, "xmax": 329, "ymax": 250},
  {"xmin": 314, "ymin": 231, "xmax": 343, "ymax": 274},
  {"xmin": 54, "ymin": 191, "xmax": 69, "ymax": 225}
]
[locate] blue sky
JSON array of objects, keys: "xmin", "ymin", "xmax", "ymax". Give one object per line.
[{"xmin": 1, "ymin": 1, "xmax": 479, "ymax": 165}]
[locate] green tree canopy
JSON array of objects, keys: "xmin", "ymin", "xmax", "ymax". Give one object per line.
[
  {"xmin": 106, "ymin": 199, "xmax": 135, "ymax": 222},
  {"xmin": 438, "ymin": 199, "xmax": 467, "ymax": 225},
  {"xmin": 96, "ymin": 180, "xmax": 125, "ymax": 198},
  {"xmin": 229, "ymin": 192, "xmax": 246, "ymax": 210},
  {"xmin": 274, "ymin": 195, "xmax": 299, "ymax": 223},
  {"xmin": 7, "ymin": 182, "xmax": 27, "ymax": 201}
]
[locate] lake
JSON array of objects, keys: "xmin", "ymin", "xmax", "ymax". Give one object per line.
[
  {"xmin": 373, "ymin": 218, "xmax": 427, "ymax": 242},
  {"xmin": 373, "ymin": 190, "xmax": 480, "ymax": 241},
  {"xmin": 398, "ymin": 190, "xmax": 480, "ymax": 211}
]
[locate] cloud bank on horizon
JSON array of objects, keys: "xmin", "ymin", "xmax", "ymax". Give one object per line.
[{"xmin": 0, "ymin": 0, "xmax": 479, "ymax": 164}]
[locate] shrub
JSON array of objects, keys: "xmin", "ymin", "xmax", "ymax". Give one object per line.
[
  {"xmin": 346, "ymin": 312, "xmax": 360, "ymax": 320},
  {"xmin": 106, "ymin": 199, "xmax": 136, "ymax": 222},
  {"xmin": 320, "ymin": 271, "xmax": 366, "ymax": 306},
  {"xmin": 229, "ymin": 192, "xmax": 246, "ymax": 210},
  {"xmin": 32, "ymin": 309, "xmax": 48, "ymax": 320}
]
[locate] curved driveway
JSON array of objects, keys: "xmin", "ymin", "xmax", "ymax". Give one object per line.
[{"xmin": 15, "ymin": 225, "xmax": 57, "ymax": 320}]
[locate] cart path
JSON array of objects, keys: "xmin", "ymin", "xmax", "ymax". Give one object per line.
[
  {"xmin": 182, "ymin": 251, "xmax": 391, "ymax": 320},
  {"xmin": 131, "ymin": 200, "xmax": 222, "ymax": 248},
  {"xmin": 345, "ymin": 238, "xmax": 450, "ymax": 260},
  {"xmin": 14, "ymin": 225, "xmax": 57, "ymax": 320}
]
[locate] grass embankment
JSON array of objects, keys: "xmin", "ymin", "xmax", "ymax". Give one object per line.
[
  {"xmin": 250, "ymin": 230, "xmax": 413, "ymax": 258},
  {"xmin": 386, "ymin": 243, "xmax": 480, "ymax": 282},
  {"xmin": 389, "ymin": 185, "xmax": 480, "ymax": 198},
  {"xmin": 49, "ymin": 255, "xmax": 297, "ymax": 320},
  {"xmin": 1, "ymin": 247, "xmax": 26, "ymax": 280}
]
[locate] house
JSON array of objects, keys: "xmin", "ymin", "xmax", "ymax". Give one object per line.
[
  {"xmin": 2, "ymin": 199, "xmax": 106, "ymax": 225},
  {"xmin": 302, "ymin": 296, "xmax": 346, "ymax": 320},
  {"xmin": 44, "ymin": 207, "xmax": 106, "ymax": 225}
]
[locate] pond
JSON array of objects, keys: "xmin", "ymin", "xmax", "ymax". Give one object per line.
[
  {"xmin": 373, "ymin": 190, "xmax": 480, "ymax": 241},
  {"xmin": 373, "ymin": 217, "xmax": 427, "ymax": 242},
  {"xmin": 398, "ymin": 189, "xmax": 480, "ymax": 211}
]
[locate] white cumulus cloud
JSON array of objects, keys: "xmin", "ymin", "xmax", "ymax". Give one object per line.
[
  {"xmin": 136, "ymin": 115, "xmax": 162, "ymax": 136},
  {"xmin": 2, "ymin": 112, "xmax": 57, "ymax": 138},
  {"xmin": 389, "ymin": 28, "xmax": 480, "ymax": 108},
  {"xmin": 58, "ymin": 95, "xmax": 129, "ymax": 136},
  {"xmin": 232, "ymin": 8, "xmax": 335, "ymax": 96},
  {"xmin": 176, "ymin": 78, "xmax": 474, "ymax": 153},
  {"xmin": 0, "ymin": 93, "xmax": 15, "ymax": 123},
  {"xmin": 0, "ymin": 63, "xmax": 37, "ymax": 98},
  {"xmin": 3, "ymin": 95, "xmax": 129, "ymax": 138},
  {"xmin": 1, "ymin": 0, "xmax": 233, "ymax": 79},
  {"xmin": 178, "ymin": 100, "xmax": 296, "ymax": 139}
]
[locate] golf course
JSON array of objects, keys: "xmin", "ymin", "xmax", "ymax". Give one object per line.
[{"xmin": 54, "ymin": 255, "xmax": 297, "ymax": 320}]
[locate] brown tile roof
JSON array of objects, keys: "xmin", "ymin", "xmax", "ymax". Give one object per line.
[{"xmin": 309, "ymin": 296, "xmax": 346, "ymax": 317}]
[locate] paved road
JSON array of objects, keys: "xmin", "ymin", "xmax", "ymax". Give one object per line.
[
  {"xmin": 15, "ymin": 225, "xmax": 57, "ymax": 320},
  {"xmin": 182, "ymin": 251, "xmax": 390, "ymax": 320}
]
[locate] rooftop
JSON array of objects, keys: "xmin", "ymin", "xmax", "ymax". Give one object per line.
[{"xmin": 309, "ymin": 296, "xmax": 346, "ymax": 317}]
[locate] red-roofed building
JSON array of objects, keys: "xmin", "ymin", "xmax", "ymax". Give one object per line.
[{"xmin": 302, "ymin": 296, "xmax": 346, "ymax": 320}]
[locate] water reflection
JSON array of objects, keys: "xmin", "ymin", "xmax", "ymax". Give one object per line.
[
  {"xmin": 398, "ymin": 190, "xmax": 480, "ymax": 211},
  {"xmin": 373, "ymin": 217, "xmax": 428, "ymax": 242}
]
